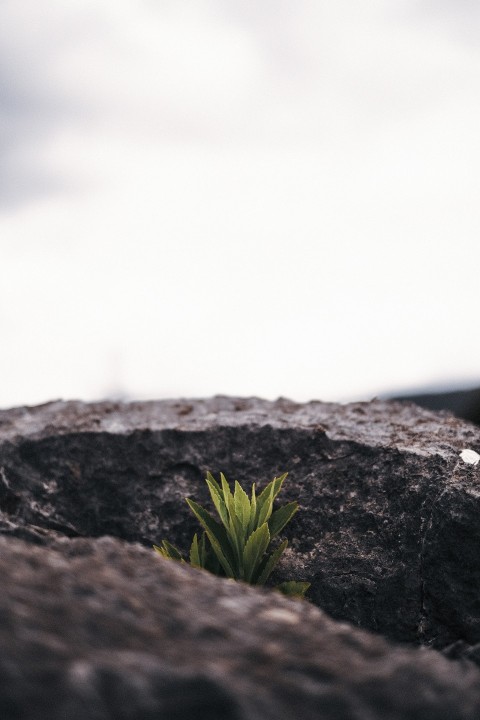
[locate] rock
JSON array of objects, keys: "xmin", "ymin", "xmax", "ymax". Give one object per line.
[
  {"xmin": 442, "ymin": 640, "xmax": 480, "ymax": 666},
  {"xmin": 391, "ymin": 385, "xmax": 480, "ymax": 427},
  {"xmin": 1, "ymin": 396, "xmax": 480, "ymax": 647},
  {"xmin": 1, "ymin": 396, "xmax": 480, "ymax": 717},
  {"xmin": 2, "ymin": 534, "xmax": 480, "ymax": 720}
]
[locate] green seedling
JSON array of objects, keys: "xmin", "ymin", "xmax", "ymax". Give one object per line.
[{"xmin": 154, "ymin": 472, "xmax": 310, "ymax": 598}]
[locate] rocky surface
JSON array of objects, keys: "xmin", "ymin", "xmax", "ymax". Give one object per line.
[
  {"xmin": 1, "ymin": 396, "xmax": 480, "ymax": 718},
  {"xmin": 392, "ymin": 385, "xmax": 480, "ymax": 427},
  {"xmin": 2, "ymin": 534, "xmax": 480, "ymax": 720}
]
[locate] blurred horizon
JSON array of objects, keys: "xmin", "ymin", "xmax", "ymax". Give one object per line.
[
  {"xmin": 2, "ymin": 376, "xmax": 480, "ymax": 412},
  {"xmin": 1, "ymin": 1, "xmax": 479, "ymax": 409}
]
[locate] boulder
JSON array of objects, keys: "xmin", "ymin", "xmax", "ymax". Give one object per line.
[
  {"xmin": 2, "ymin": 535, "xmax": 480, "ymax": 720},
  {"xmin": 1, "ymin": 396, "xmax": 480, "ymax": 718}
]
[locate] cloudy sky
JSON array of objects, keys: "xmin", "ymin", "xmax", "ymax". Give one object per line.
[{"xmin": 1, "ymin": 1, "xmax": 479, "ymax": 408}]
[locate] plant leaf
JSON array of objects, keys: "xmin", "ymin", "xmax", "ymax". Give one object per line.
[
  {"xmin": 256, "ymin": 473, "xmax": 288, "ymax": 527},
  {"xmin": 155, "ymin": 471, "xmax": 309, "ymax": 592},
  {"xmin": 254, "ymin": 479, "xmax": 274, "ymax": 523},
  {"xmin": 220, "ymin": 473, "xmax": 234, "ymax": 510},
  {"xmin": 226, "ymin": 510, "xmax": 245, "ymax": 575},
  {"xmin": 185, "ymin": 498, "xmax": 225, "ymax": 544},
  {"xmin": 254, "ymin": 538, "xmax": 288, "ymax": 584},
  {"xmin": 205, "ymin": 471, "xmax": 222, "ymax": 496},
  {"xmin": 189, "ymin": 533, "xmax": 202, "ymax": 567},
  {"xmin": 247, "ymin": 483, "xmax": 257, "ymax": 536},
  {"xmin": 153, "ymin": 540, "xmax": 184, "ymax": 562},
  {"xmin": 185, "ymin": 498, "xmax": 236, "ymax": 578},
  {"xmin": 217, "ymin": 481, "xmax": 243, "ymax": 570},
  {"xmin": 243, "ymin": 523, "xmax": 270, "ymax": 582},
  {"xmin": 257, "ymin": 484, "xmax": 275, "ymax": 527},
  {"xmin": 271, "ymin": 473, "xmax": 288, "ymax": 502},
  {"xmin": 276, "ymin": 581, "xmax": 310, "ymax": 598},
  {"xmin": 268, "ymin": 501, "xmax": 299, "ymax": 538},
  {"xmin": 206, "ymin": 476, "xmax": 229, "ymax": 527},
  {"xmin": 256, "ymin": 473, "xmax": 287, "ymax": 514},
  {"xmin": 234, "ymin": 480, "xmax": 251, "ymax": 530}
]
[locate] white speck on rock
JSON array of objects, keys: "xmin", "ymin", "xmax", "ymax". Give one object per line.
[{"xmin": 460, "ymin": 449, "xmax": 480, "ymax": 466}]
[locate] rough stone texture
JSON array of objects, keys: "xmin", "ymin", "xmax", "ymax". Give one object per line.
[
  {"xmin": 392, "ymin": 386, "xmax": 480, "ymax": 427},
  {"xmin": 1, "ymin": 396, "xmax": 480, "ymax": 718},
  {"xmin": 2, "ymin": 535, "xmax": 480, "ymax": 720}
]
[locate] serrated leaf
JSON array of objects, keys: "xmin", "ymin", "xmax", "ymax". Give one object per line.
[
  {"xmin": 243, "ymin": 523, "xmax": 270, "ymax": 582},
  {"xmin": 185, "ymin": 498, "xmax": 225, "ymax": 544},
  {"xmin": 220, "ymin": 473, "xmax": 234, "ymax": 510},
  {"xmin": 271, "ymin": 473, "xmax": 288, "ymax": 502},
  {"xmin": 255, "ymin": 479, "xmax": 274, "ymax": 523},
  {"xmin": 185, "ymin": 498, "xmax": 236, "ymax": 578},
  {"xmin": 254, "ymin": 538, "xmax": 288, "ymax": 584},
  {"xmin": 256, "ymin": 473, "xmax": 287, "ymax": 512},
  {"xmin": 247, "ymin": 483, "xmax": 257, "ymax": 536},
  {"xmin": 189, "ymin": 533, "xmax": 202, "ymax": 567},
  {"xmin": 153, "ymin": 540, "xmax": 184, "ymax": 562},
  {"xmin": 206, "ymin": 471, "xmax": 222, "ymax": 497},
  {"xmin": 218, "ymin": 480, "xmax": 239, "ymax": 550},
  {"xmin": 268, "ymin": 501, "xmax": 299, "ymax": 538},
  {"xmin": 257, "ymin": 485, "xmax": 275, "ymax": 527},
  {"xmin": 234, "ymin": 480, "xmax": 251, "ymax": 530},
  {"xmin": 256, "ymin": 474, "xmax": 288, "ymax": 527},
  {"xmin": 226, "ymin": 510, "xmax": 245, "ymax": 573},
  {"xmin": 206, "ymin": 476, "xmax": 229, "ymax": 527},
  {"xmin": 276, "ymin": 581, "xmax": 310, "ymax": 598}
]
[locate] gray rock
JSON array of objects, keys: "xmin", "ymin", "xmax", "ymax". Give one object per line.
[
  {"xmin": 391, "ymin": 385, "xmax": 480, "ymax": 427},
  {"xmin": 1, "ymin": 396, "xmax": 480, "ymax": 718},
  {"xmin": 2, "ymin": 535, "xmax": 480, "ymax": 720}
]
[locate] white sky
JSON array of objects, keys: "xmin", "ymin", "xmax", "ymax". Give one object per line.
[{"xmin": 1, "ymin": 1, "xmax": 479, "ymax": 408}]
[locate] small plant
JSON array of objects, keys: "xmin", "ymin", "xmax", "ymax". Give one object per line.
[{"xmin": 154, "ymin": 472, "xmax": 310, "ymax": 598}]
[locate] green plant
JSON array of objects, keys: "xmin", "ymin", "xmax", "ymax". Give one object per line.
[{"xmin": 154, "ymin": 472, "xmax": 310, "ymax": 598}]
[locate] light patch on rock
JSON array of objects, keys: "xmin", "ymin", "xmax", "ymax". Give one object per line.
[
  {"xmin": 460, "ymin": 449, "xmax": 480, "ymax": 466},
  {"xmin": 258, "ymin": 608, "xmax": 300, "ymax": 625}
]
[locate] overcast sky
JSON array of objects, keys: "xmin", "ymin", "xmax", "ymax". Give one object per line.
[{"xmin": 1, "ymin": 1, "xmax": 479, "ymax": 408}]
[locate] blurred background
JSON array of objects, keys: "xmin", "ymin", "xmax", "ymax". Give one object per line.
[{"xmin": 1, "ymin": 1, "xmax": 479, "ymax": 412}]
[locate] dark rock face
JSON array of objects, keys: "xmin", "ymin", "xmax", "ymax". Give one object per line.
[
  {"xmin": 392, "ymin": 385, "xmax": 480, "ymax": 427},
  {"xmin": 1, "ymin": 396, "xmax": 480, "ymax": 718}
]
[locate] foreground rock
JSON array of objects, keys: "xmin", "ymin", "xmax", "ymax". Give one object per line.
[
  {"xmin": 1, "ymin": 396, "xmax": 480, "ymax": 717},
  {"xmin": 2, "ymin": 535, "xmax": 480, "ymax": 720}
]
